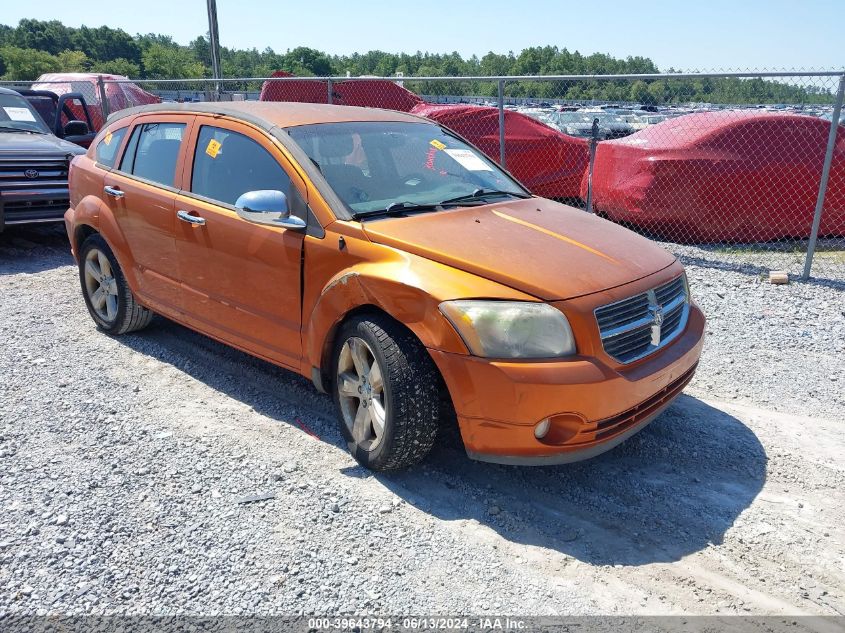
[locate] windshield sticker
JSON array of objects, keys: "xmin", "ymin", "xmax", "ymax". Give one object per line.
[
  {"xmin": 104, "ymin": 132, "xmax": 113, "ymax": 145},
  {"xmin": 425, "ymin": 147, "xmax": 437, "ymax": 170},
  {"xmin": 430, "ymin": 139, "xmax": 447, "ymax": 150},
  {"xmin": 205, "ymin": 138, "xmax": 222, "ymax": 158},
  {"xmin": 444, "ymin": 148, "xmax": 492, "ymax": 171},
  {"xmin": 3, "ymin": 107, "xmax": 36, "ymax": 123}
]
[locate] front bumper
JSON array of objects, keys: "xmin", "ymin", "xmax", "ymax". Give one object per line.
[
  {"xmin": 0, "ymin": 187, "xmax": 69, "ymax": 230},
  {"xmin": 429, "ymin": 303, "xmax": 705, "ymax": 465}
]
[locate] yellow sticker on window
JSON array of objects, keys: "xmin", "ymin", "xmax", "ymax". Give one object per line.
[
  {"xmin": 205, "ymin": 138, "xmax": 222, "ymax": 158},
  {"xmin": 430, "ymin": 139, "xmax": 447, "ymax": 150},
  {"xmin": 104, "ymin": 132, "xmax": 113, "ymax": 145}
]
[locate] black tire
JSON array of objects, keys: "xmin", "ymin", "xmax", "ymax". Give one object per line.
[
  {"xmin": 78, "ymin": 233, "xmax": 153, "ymax": 335},
  {"xmin": 331, "ymin": 314, "xmax": 441, "ymax": 471}
]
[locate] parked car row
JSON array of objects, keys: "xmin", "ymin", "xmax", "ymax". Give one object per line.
[
  {"xmin": 5, "ymin": 72, "xmax": 844, "ymax": 240},
  {"xmin": 256, "ymin": 77, "xmax": 845, "ymax": 239}
]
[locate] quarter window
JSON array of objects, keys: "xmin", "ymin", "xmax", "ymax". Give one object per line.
[
  {"xmin": 119, "ymin": 122, "xmax": 186, "ymax": 187},
  {"xmin": 191, "ymin": 126, "xmax": 292, "ymax": 206},
  {"xmin": 94, "ymin": 126, "xmax": 128, "ymax": 168}
]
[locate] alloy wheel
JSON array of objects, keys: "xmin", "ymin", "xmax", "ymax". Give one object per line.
[
  {"xmin": 83, "ymin": 248, "xmax": 119, "ymax": 323},
  {"xmin": 336, "ymin": 337, "xmax": 387, "ymax": 451}
]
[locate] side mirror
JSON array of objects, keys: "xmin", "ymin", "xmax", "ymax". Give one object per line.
[
  {"xmin": 234, "ymin": 190, "xmax": 307, "ymax": 230},
  {"xmin": 64, "ymin": 120, "xmax": 89, "ymax": 137}
]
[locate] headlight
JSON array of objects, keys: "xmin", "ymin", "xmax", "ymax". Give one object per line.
[{"xmin": 439, "ymin": 300, "xmax": 576, "ymax": 359}]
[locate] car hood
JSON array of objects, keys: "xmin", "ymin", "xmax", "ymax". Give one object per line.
[
  {"xmin": 362, "ymin": 198, "xmax": 676, "ymax": 301},
  {"xmin": 0, "ymin": 131, "xmax": 86, "ymax": 155}
]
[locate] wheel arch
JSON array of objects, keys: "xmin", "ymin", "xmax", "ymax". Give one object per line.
[
  {"xmin": 70, "ymin": 195, "xmax": 140, "ymax": 291},
  {"xmin": 304, "ymin": 270, "xmax": 469, "ymax": 394}
]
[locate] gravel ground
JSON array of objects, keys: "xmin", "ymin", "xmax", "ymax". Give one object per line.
[{"xmin": 0, "ymin": 225, "xmax": 843, "ymax": 617}]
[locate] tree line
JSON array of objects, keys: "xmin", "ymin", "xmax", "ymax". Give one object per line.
[{"xmin": 0, "ymin": 19, "xmax": 833, "ymax": 104}]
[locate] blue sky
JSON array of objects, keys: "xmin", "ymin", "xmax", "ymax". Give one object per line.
[{"xmin": 4, "ymin": 0, "xmax": 843, "ymax": 71}]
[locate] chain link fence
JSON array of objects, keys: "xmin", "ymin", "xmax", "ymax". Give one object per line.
[{"xmin": 3, "ymin": 71, "xmax": 843, "ymax": 282}]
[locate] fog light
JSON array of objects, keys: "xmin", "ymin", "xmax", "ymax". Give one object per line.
[{"xmin": 534, "ymin": 418, "xmax": 551, "ymax": 439}]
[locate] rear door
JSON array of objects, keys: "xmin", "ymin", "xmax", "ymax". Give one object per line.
[
  {"xmin": 102, "ymin": 115, "xmax": 194, "ymax": 312},
  {"xmin": 173, "ymin": 117, "xmax": 306, "ymax": 369}
]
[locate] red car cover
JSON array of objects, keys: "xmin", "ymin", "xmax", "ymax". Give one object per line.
[
  {"xmin": 260, "ymin": 74, "xmax": 587, "ymax": 198},
  {"xmin": 410, "ymin": 104, "xmax": 588, "ymax": 199},
  {"xmin": 32, "ymin": 73, "xmax": 160, "ymax": 131},
  {"xmin": 259, "ymin": 71, "xmax": 423, "ymax": 112},
  {"xmin": 583, "ymin": 111, "xmax": 845, "ymax": 242}
]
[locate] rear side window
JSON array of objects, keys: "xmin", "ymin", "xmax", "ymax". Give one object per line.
[
  {"xmin": 118, "ymin": 122, "xmax": 185, "ymax": 187},
  {"xmin": 191, "ymin": 125, "xmax": 292, "ymax": 206},
  {"xmin": 94, "ymin": 126, "xmax": 128, "ymax": 168}
]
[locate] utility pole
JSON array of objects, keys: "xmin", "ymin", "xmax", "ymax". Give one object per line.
[{"xmin": 206, "ymin": 0, "xmax": 223, "ymax": 100}]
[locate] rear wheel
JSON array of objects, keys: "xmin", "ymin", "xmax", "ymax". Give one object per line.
[
  {"xmin": 332, "ymin": 315, "xmax": 441, "ymax": 471},
  {"xmin": 78, "ymin": 234, "xmax": 153, "ymax": 335}
]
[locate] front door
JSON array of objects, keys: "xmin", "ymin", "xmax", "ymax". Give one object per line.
[
  {"xmin": 103, "ymin": 115, "xmax": 194, "ymax": 313},
  {"xmin": 173, "ymin": 118, "xmax": 306, "ymax": 369}
]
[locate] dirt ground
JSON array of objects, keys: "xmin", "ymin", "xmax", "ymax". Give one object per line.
[{"xmin": 0, "ymin": 225, "xmax": 843, "ymax": 617}]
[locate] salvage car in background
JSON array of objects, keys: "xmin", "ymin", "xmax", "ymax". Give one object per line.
[
  {"xmin": 31, "ymin": 73, "xmax": 160, "ymax": 132},
  {"xmin": 0, "ymin": 87, "xmax": 86, "ymax": 231},
  {"xmin": 547, "ymin": 112, "xmax": 606, "ymax": 139},
  {"xmin": 584, "ymin": 111, "xmax": 845, "ymax": 242},
  {"xmin": 409, "ymin": 104, "xmax": 589, "ymax": 199},
  {"xmin": 65, "ymin": 101, "xmax": 704, "ymax": 470},
  {"xmin": 19, "ymin": 89, "xmax": 96, "ymax": 148}
]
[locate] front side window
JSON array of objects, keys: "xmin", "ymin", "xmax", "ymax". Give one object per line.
[
  {"xmin": 286, "ymin": 121, "xmax": 527, "ymax": 217},
  {"xmin": 119, "ymin": 122, "xmax": 185, "ymax": 187},
  {"xmin": 190, "ymin": 126, "xmax": 293, "ymax": 206},
  {"xmin": 94, "ymin": 126, "xmax": 128, "ymax": 168}
]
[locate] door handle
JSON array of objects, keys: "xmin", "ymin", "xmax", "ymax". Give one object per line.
[
  {"xmin": 177, "ymin": 210, "xmax": 206, "ymax": 226},
  {"xmin": 103, "ymin": 185, "xmax": 124, "ymax": 198}
]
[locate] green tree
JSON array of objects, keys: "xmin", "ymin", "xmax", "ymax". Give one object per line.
[
  {"xmin": 0, "ymin": 46, "xmax": 60, "ymax": 80},
  {"xmin": 648, "ymin": 80, "xmax": 667, "ymax": 104},
  {"xmin": 71, "ymin": 25, "xmax": 140, "ymax": 65},
  {"xmin": 56, "ymin": 50, "xmax": 89, "ymax": 72},
  {"xmin": 629, "ymin": 80, "xmax": 650, "ymax": 103},
  {"xmin": 91, "ymin": 57, "xmax": 141, "ymax": 77},
  {"xmin": 142, "ymin": 43, "xmax": 205, "ymax": 78},
  {"xmin": 9, "ymin": 19, "xmax": 72, "ymax": 55}
]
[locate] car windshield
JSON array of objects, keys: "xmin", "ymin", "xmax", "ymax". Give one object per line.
[
  {"xmin": 286, "ymin": 121, "xmax": 527, "ymax": 216},
  {"xmin": 0, "ymin": 93, "xmax": 50, "ymax": 134}
]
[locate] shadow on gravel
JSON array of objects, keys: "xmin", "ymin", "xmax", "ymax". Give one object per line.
[
  {"xmin": 674, "ymin": 250, "xmax": 845, "ymax": 292},
  {"xmin": 116, "ymin": 319, "xmax": 766, "ymax": 568},
  {"xmin": 371, "ymin": 395, "xmax": 767, "ymax": 567},
  {"xmin": 0, "ymin": 225, "xmax": 73, "ymax": 275}
]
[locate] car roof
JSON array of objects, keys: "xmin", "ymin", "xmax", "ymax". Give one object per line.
[
  {"xmin": 107, "ymin": 101, "xmax": 432, "ymax": 129},
  {"xmin": 0, "ymin": 86, "xmax": 23, "ymax": 96}
]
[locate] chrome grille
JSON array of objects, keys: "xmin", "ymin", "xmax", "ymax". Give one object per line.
[
  {"xmin": 595, "ymin": 274, "xmax": 689, "ymax": 364},
  {"xmin": 0, "ymin": 156, "xmax": 70, "ymax": 193}
]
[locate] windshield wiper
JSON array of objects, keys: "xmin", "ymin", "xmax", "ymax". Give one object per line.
[
  {"xmin": 351, "ymin": 199, "xmax": 488, "ymax": 221},
  {"xmin": 439, "ymin": 188, "xmax": 532, "ymax": 205},
  {"xmin": 351, "ymin": 201, "xmax": 443, "ymax": 220},
  {"xmin": 0, "ymin": 128, "xmax": 47, "ymax": 134}
]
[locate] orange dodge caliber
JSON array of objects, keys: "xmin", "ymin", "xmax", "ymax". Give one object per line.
[{"xmin": 65, "ymin": 102, "xmax": 704, "ymax": 471}]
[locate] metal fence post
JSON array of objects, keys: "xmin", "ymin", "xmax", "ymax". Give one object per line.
[
  {"xmin": 803, "ymin": 73, "xmax": 845, "ymax": 280},
  {"xmin": 327, "ymin": 78, "xmax": 333, "ymax": 105},
  {"xmin": 96, "ymin": 75, "xmax": 110, "ymax": 120},
  {"xmin": 586, "ymin": 118, "xmax": 600, "ymax": 214},
  {"xmin": 497, "ymin": 79, "xmax": 506, "ymax": 168}
]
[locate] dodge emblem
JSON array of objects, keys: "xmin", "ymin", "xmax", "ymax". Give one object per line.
[{"xmin": 24, "ymin": 169, "xmax": 39, "ymax": 179}]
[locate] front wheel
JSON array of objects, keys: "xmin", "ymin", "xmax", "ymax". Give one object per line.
[{"xmin": 332, "ymin": 315, "xmax": 441, "ymax": 471}]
